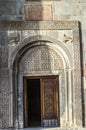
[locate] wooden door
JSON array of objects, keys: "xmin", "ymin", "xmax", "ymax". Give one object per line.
[
  {"xmin": 23, "ymin": 76, "xmax": 59, "ymax": 128},
  {"xmin": 41, "ymin": 76, "xmax": 59, "ymax": 127}
]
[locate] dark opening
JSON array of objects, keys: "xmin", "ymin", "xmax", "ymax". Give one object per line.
[{"xmin": 27, "ymin": 79, "xmax": 41, "ymax": 127}]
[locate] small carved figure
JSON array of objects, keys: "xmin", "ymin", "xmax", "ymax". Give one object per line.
[
  {"xmin": 63, "ymin": 34, "xmax": 73, "ymax": 43},
  {"xmin": 9, "ymin": 33, "xmax": 20, "ymax": 45}
]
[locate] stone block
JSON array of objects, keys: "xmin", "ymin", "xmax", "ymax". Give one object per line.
[
  {"xmin": 81, "ymin": 16, "xmax": 86, "ymax": 30},
  {"xmin": 54, "ymin": 14, "xmax": 71, "ymax": 20},
  {"xmin": 1, "ymin": 47, "xmax": 8, "ymax": 68},
  {"xmin": 79, "ymin": 0, "xmax": 86, "ymax": 2},
  {"xmin": 53, "ymin": 1, "xmax": 71, "ymax": 16},
  {"xmin": 0, "ymin": 0, "xmax": 24, "ymax": 21},
  {"xmin": 84, "ymin": 64, "xmax": 86, "ymax": 78},
  {"xmin": 24, "ymin": 4, "xmax": 52, "ymax": 21},
  {"xmin": 81, "ymin": 30, "xmax": 86, "ymax": 44},
  {"xmin": 0, "ymin": 69, "xmax": 9, "ymax": 128},
  {"xmin": 83, "ymin": 51, "xmax": 86, "ymax": 64},
  {"xmin": 0, "ymin": 31, "xmax": 8, "ymax": 46},
  {"xmin": 71, "ymin": 3, "xmax": 82, "ymax": 15}
]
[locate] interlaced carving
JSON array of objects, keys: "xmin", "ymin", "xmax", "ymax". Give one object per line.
[{"xmin": 19, "ymin": 44, "xmax": 64, "ymax": 72}]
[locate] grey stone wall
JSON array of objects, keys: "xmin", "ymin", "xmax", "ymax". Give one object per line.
[
  {"xmin": 0, "ymin": 25, "xmax": 84, "ymax": 129},
  {"xmin": 0, "ymin": 0, "xmax": 86, "ymax": 129},
  {"xmin": 0, "ymin": 0, "xmax": 24, "ymax": 21},
  {"xmin": 0, "ymin": 69, "xmax": 9, "ymax": 128}
]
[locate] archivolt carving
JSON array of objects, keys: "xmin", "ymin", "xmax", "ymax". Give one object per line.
[{"xmin": 19, "ymin": 44, "xmax": 64, "ymax": 73}]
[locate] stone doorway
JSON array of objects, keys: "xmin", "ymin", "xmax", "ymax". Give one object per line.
[{"xmin": 23, "ymin": 76, "xmax": 59, "ymax": 128}]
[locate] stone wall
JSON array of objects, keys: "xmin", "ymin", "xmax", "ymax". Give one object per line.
[
  {"xmin": 0, "ymin": 0, "xmax": 24, "ymax": 21},
  {"xmin": 0, "ymin": 0, "xmax": 86, "ymax": 129},
  {"xmin": 0, "ymin": 69, "xmax": 9, "ymax": 128},
  {"xmin": 24, "ymin": 0, "xmax": 86, "ymax": 127}
]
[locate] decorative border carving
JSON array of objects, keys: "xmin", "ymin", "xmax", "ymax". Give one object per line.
[{"xmin": 0, "ymin": 21, "xmax": 78, "ymax": 30}]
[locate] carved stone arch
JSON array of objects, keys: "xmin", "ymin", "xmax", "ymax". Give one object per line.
[
  {"xmin": 8, "ymin": 35, "xmax": 82, "ymax": 129},
  {"xmin": 9, "ymin": 35, "xmax": 72, "ymax": 69},
  {"xmin": 19, "ymin": 45, "xmax": 64, "ymax": 73}
]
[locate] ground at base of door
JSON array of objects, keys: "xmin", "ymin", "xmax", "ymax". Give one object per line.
[{"xmin": 1, "ymin": 127, "xmax": 86, "ymax": 130}]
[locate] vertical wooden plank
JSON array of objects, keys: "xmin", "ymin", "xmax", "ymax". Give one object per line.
[
  {"xmin": 40, "ymin": 78, "xmax": 42, "ymax": 126},
  {"xmin": 23, "ymin": 77, "xmax": 28, "ymax": 128},
  {"xmin": 42, "ymin": 76, "xmax": 59, "ymax": 120},
  {"xmin": 42, "ymin": 78, "xmax": 54, "ymax": 119},
  {"xmin": 41, "ymin": 78, "xmax": 45, "ymax": 121},
  {"xmin": 56, "ymin": 76, "xmax": 60, "ymax": 125},
  {"xmin": 54, "ymin": 78, "xmax": 57, "ymax": 118}
]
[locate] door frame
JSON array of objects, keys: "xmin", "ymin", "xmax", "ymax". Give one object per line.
[{"xmin": 23, "ymin": 76, "xmax": 59, "ymax": 128}]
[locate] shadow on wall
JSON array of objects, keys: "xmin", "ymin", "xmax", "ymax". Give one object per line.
[
  {"xmin": 0, "ymin": 24, "xmax": 9, "ymax": 128},
  {"xmin": 0, "ymin": 0, "xmax": 24, "ymax": 21},
  {"xmin": 0, "ymin": 0, "xmax": 23, "ymax": 128},
  {"xmin": 79, "ymin": 22, "xmax": 85, "ymax": 127}
]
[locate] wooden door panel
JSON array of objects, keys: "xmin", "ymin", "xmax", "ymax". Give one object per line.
[
  {"xmin": 41, "ymin": 77, "xmax": 59, "ymax": 127},
  {"xmin": 23, "ymin": 78, "xmax": 28, "ymax": 128},
  {"xmin": 23, "ymin": 76, "xmax": 59, "ymax": 128},
  {"xmin": 43, "ymin": 78, "xmax": 55, "ymax": 118}
]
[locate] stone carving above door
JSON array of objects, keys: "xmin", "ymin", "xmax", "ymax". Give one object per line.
[{"xmin": 19, "ymin": 44, "xmax": 64, "ymax": 73}]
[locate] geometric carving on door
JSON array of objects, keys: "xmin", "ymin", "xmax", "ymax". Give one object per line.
[
  {"xmin": 43, "ymin": 78, "xmax": 57, "ymax": 119},
  {"xmin": 23, "ymin": 76, "xmax": 59, "ymax": 128},
  {"xmin": 41, "ymin": 76, "xmax": 59, "ymax": 127}
]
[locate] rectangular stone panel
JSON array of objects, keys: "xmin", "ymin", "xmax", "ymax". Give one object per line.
[{"xmin": 24, "ymin": 5, "xmax": 52, "ymax": 21}]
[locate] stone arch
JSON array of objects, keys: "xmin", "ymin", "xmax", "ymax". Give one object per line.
[
  {"xmin": 8, "ymin": 35, "xmax": 82, "ymax": 128},
  {"xmin": 9, "ymin": 35, "xmax": 72, "ymax": 69}
]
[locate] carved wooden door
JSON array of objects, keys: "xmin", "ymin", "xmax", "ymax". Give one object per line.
[
  {"xmin": 24, "ymin": 76, "xmax": 59, "ymax": 128},
  {"xmin": 41, "ymin": 77, "xmax": 59, "ymax": 127}
]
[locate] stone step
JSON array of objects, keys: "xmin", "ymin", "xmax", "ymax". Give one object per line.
[
  {"xmin": 17, "ymin": 129, "xmax": 85, "ymax": 130},
  {"xmin": 3, "ymin": 127, "xmax": 86, "ymax": 130}
]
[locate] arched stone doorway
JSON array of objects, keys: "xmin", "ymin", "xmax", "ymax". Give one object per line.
[
  {"xmin": 8, "ymin": 35, "xmax": 82, "ymax": 129},
  {"xmin": 18, "ymin": 45, "xmax": 64, "ymax": 128}
]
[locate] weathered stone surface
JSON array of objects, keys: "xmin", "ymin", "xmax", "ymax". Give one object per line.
[
  {"xmin": 0, "ymin": 19, "xmax": 82, "ymax": 128},
  {"xmin": 0, "ymin": 0, "xmax": 24, "ymax": 21},
  {"xmin": 0, "ymin": 0, "xmax": 86, "ymax": 128},
  {"xmin": 0, "ymin": 46, "xmax": 8, "ymax": 68},
  {"xmin": 0, "ymin": 69, "xmax": 9, "ymax": 128},
  {"xmin": 84, "ymin": 64, "xmax": 86, "ymax": 78},
  {"xmin": 0, "ymin": 21, "xmax": 78, "ymax": 30},
  {"xmin": 19, "ymin": 45, "xmax": 64, "ymax": 73},
  {"xmin": 1, "ymin": 128, "xmax": 86, "ymax": 130},
  {"xmin": 24, "ymin": 5, "xmax": 52, "ymax": 21},
  {"xmin": 0, "ymin": 31, "xmax": 8, "ymax": 46}
]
